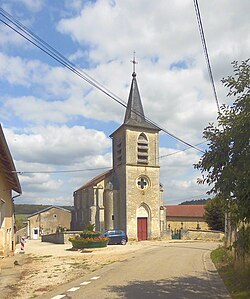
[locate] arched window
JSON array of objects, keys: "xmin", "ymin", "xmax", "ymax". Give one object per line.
[{"xmin": 137, "ymin": 133, "xmax": 148, "ymax": 164}]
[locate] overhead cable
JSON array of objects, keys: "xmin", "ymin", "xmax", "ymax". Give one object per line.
[
  {"xmin": 0, "ymin": 8, "xmax": 204, "ymax": 154},
  {"xmin": 159, "ymin": 141, "xmax": 207, "ymax": 159},
  {"xmin": 193, "ymin": 0, "xmax": 220, "ymax": 113},
  {"xmin": 12, "ymin": 166, "xmax": 111, "ymax": 175},
  {"xmin": 11, "ymin": 142, "xmax": 205, "ymax": 174}
]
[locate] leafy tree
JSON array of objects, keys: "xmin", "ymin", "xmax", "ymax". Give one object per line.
[
  {"xmin": 194, "ymin": 59, "xmax": 250, "ymax": 224},
  {"xmin": 234, "ymin": 225, "xmax": 250, "ymax": 266},
  {"xmin": 204, "ymin": 196, "xmax": 225, "ymax": 231},
  {"xmin": 15, "ymin": 215, "xmax": 28, "ymax": 230}
]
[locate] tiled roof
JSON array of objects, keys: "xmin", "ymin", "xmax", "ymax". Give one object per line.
[
  {"xmin": 165, "ymin": 205, "xmax": 205, "ymax": 218},
  {"xmin": 27, "ymin": 205, "xmax": 71, "ymax": 218},
  {"xmin": 75, "ymin": 169, "xmax": 112, "ymax": 191}
]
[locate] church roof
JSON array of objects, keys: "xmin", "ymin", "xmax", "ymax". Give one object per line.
[
  {"xmin": 123, "ymin": 72, "xmax": 160, "ymax": 131},
  {"xmin": 75, "ymin": 169, "xmax": 112, "ymax": 191},
  {"xmin": 165, "ymin": 205, "xmax": 205, "ymax": 218}
]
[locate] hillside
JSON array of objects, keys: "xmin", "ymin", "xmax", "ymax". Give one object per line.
[
  {"xmin": 179, "ymin": 199, "xmax": 210, "ymax": 205},
  {"xmin": 15, "ymin": 204, "xmax": 74, "ymax": 215}
]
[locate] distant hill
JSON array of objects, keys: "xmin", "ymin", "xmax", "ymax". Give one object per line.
[
  {"xmin": 179, "ymin": 199, "xmax": 210, "ymax": 205},
  {"xmin": 15, "ymin": 204, "xmax": 74, "ymax": 215}
]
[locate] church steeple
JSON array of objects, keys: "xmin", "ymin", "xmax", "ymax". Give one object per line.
[
  {"xmin": 123, "ymin": 54, "xmax": 159, "ymax": 131},
  {"xmin": 123, "ymin": 71, "xmax": 145, "ymax": 125}
]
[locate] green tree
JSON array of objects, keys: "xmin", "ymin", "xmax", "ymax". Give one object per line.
[
  {"xmin": 204, "ymin": 196, "xmax": 225, "ymax": 231},
  {"xmin": 234, "ymin": 225, "xmax": 250, "ymax": 266},
  {"xmin": 194, "ymin": 59, "xmax": 250, "ymax": 224}
]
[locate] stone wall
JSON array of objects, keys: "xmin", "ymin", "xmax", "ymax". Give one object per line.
[
  {"xmin": 161, "ymin": 230, "xmax": 171, "ymax": 240},
  {"xmin": 41, "ymin": 231, "xmax": 82, "ymax": 244},
  {"xmin": 0, "ymin": 175, "xmax": 14, "ymax": 257},
  {"xmin": 42, "ymin": 232, "xmax": 64, "ymax": 244},
  {"xmin": 123, "ymin": 128, "xmax": 161, "ymax": 239},
  {"xmin": 182, "ymin": 229, "xmax": 224, "ymax": 241},
  {"xmin": 166, "ymin": 218, "xmax": 208, "ymax": 231}
]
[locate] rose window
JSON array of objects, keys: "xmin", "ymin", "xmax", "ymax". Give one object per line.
[{"xmin": 136, "ymin": 176, "xmax": 149, "ymax": 190}]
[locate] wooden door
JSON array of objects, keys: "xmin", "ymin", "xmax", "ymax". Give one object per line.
[{"xmin": 137, "ymin": 217, "xmax": 147, "ymax": 241}]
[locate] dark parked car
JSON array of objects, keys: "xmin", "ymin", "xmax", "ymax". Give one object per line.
[{"xmin": 101, "ymin": 230, "xmax": 128, "ymax": 245}]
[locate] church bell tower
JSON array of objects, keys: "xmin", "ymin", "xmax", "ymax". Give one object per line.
[{"xmin": 110, "ymin": 59, "xmax": 163, "ymax": 240}]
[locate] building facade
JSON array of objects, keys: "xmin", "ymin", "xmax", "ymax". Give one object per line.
[
  {"xmin": 165, "ymin": 205, "xmax": 208, "ymax": 231},
  {"xmin": 27, "ymin": 206, "xmax": 71, "ymax": 239},
  {"xmin": 0, "ymin": 124, "xmax": 22, "ymax": 256},
  {"xmin": 72, "ymin": 71, "xmax": 165, "ymax": 240}
]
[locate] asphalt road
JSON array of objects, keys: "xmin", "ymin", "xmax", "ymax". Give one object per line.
[{"xmin": 41, "ymin": 242, "xmax": 231, "ymax": 299}]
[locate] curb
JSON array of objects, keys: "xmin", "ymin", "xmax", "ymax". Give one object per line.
[{"xmin": 203, "ymin": 250, "xmax": 232, "ymax": 299}]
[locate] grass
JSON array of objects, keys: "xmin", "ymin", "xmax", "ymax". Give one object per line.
[{"xmin": 211, "ymin": 246, "xmax": 250, "ymax": 299}]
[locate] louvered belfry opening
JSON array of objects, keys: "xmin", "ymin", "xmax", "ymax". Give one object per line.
[
  {"xmin": 137, "ymin": 133, "xmax": 148, "ymax": 164},
  {"xmin": 117, "ymin": 138, "xmax": 122, "ymax": 165}
]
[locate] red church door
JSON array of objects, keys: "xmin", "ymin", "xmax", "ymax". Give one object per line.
[{"xmin": 137, "ymin": 217, "xmax": 147, "ymax": 241}]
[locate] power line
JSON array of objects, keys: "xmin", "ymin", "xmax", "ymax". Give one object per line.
[
  {"xmin": 159, "ymin": 141, "xmax": 207, "ymax": 159},
  {"xmin": 0, "ymin": 8, "xmax": 204, "ymax": 154},
  {"xmin": 193, "ymin": 0, "xmax": 220, "ymax": 113},
  {"xmin": 11, "ymin": 143, "xmax": 204, "ymax": 174},
  {"xmin": 11, "ymin": 166, "xmax": 111, "ymax": 175}
]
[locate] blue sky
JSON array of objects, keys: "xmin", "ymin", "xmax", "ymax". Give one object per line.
[{"xmin": 0, "ymin": 0, "xmax": 249, "ymax": 205}]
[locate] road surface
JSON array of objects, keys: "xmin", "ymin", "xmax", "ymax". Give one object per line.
[{"xmin": 40, "ymin": 242, "xmax": 231, "ymax": 299}]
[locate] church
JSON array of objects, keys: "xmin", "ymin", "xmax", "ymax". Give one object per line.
[{"xmin": 71, "ymin": 67, "xmax": 166, "ymax": 240}]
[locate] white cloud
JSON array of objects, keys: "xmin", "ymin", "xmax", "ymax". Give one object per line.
[
  {"xmin": 16, "ymin": 0, "xmax": 44, "ymax": 12},
  {"xmin": 0, "ymin": 53, "xmax": 125, "ymax": 125},
  {"xmin": 159, "ymin": 147, "xmax": 210, "ymax": 204},
  {"xmin": 164, "ymin": 177, "xmax": 209, "ymax": 205},
  {"xmin": 19, "ymin": 173, "xmax": 63, "ymax": 192},
  {"xmin": 1, "ymin": 0, "xmax": 249, "ymax": 205},
  {"xmin": 4, "ymin": 125, "xmax": 112, "ymax": 205},
  {"xmin": 5, "ymin": 126, "xmax": 111, "ymax": 166},
  {"xmin": 0, "ymin": 24, "xmax": 26, "ymax": 47},
  {"xmin": 57, "ymin": 0, "xmax": 249, "ymax": 66}
]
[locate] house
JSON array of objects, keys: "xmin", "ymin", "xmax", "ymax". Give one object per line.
[
  {"xmin": 27, "ymin": 206, "xmax": 71, "ymax": 239},
  {"xmin": 165, "ymin": 205, "xmax": 208, "ymax": 230},
  {"xmin": 0, "ymin": 124, "xmax": 22, "ymax": 257},
  {"xmin": 71, "ymin": 69, "xmax": 166, "ymax": 240}
]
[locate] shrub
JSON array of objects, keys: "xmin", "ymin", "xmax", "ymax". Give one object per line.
[
  {"xmin": 80, "ymin": 230, "xmax": 100, "ymax": 239},
  {"xmin": 69, "ymin": 237, "xmax": 109, "ymax": 249}
]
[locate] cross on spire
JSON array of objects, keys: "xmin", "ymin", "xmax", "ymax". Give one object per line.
[{"xmin": 130, "ymin": 51, "xmax": 138, "ymax": 76}]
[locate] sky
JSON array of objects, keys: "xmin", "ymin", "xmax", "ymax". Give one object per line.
[{"xmin": 0, "ymin": 0, "xmax": 249, "ymax": 206}]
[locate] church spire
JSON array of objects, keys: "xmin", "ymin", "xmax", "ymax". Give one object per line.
[
  {"xmin": 123, "ymin": 53, "xmax": 159, "ymax": 131},
  {"xmin": 123, "ymin": 62, "xmax": 145, "ymax": 124}
]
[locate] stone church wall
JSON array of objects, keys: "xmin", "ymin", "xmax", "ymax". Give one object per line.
[{"xmin": 126, "ymin": 165, "xmax": 161, "ymax": 239}]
